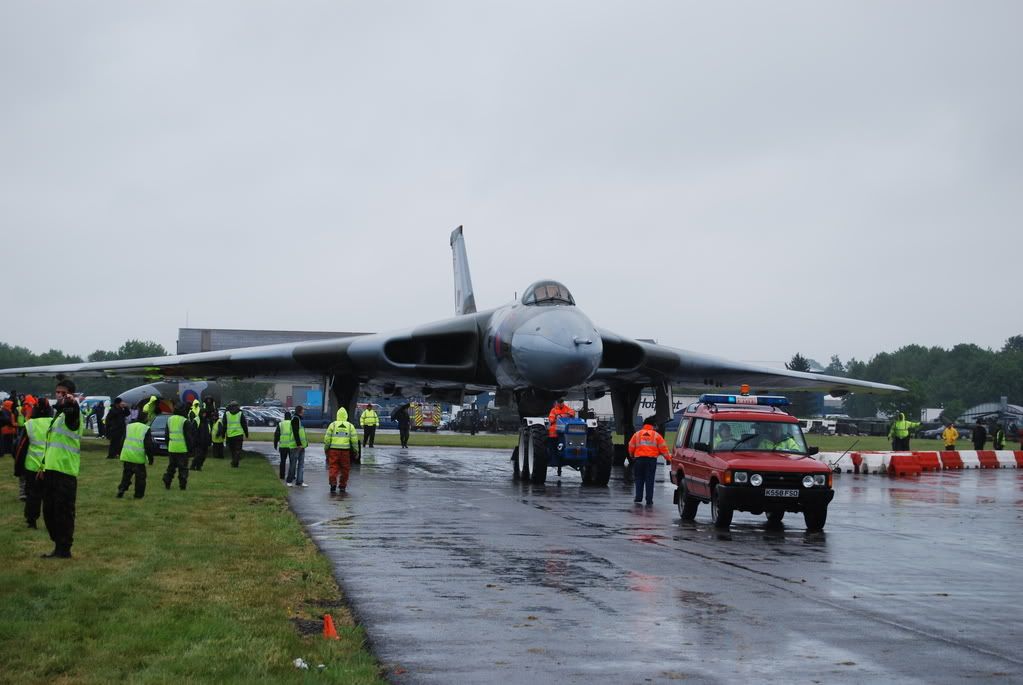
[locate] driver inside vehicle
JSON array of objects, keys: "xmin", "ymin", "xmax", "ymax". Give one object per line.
[{"xmin": 756, "ymin": 423, "xmax": 800, "ymax": 451}]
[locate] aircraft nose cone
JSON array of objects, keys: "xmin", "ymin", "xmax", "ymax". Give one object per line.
[{"xmin": 511, "ymin": 309, "xmax": 602, "ymax": 391}]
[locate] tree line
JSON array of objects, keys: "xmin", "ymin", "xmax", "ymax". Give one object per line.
[
  {"xmin": 790, "ymin": 335, "xmax": 1023, "ymax": 419},
  {"xmin": 0, "ymin": 340, "xmax": 271, "ymax": 405}
]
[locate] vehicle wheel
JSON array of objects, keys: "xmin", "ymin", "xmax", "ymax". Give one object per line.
[
  {"xmin": 676, "ymin": 477, "xmax": 699, "ymax": 521},
  {"xmin": 583, "ymin": 426, "xmax": 614, "ymax": 487},
  {"xmin": 766, "ymin": 510, "xmax": 785, "ymax": 525},
  {"xmin": 529, "ymin": 425, "xmax": 548, "ymax": 484},
  {"xmin": 803, "ymin": 507, "xmax": 827, "ymax": 531},
  {"xmin": 710, "ymin": 487, "xmax": 733, "ymax": 529},
  {"xmin": 511, "ymin": 445, "xmax": 520, "ymax": 481}
]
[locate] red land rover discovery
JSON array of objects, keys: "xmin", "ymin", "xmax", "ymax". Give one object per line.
[{"xmin": 669, "ymin": 394, "xmax": 834, "ymax": 531}]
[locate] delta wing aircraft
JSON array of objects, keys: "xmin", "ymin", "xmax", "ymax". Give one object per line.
[{"xmin": 0, "ymin": 227, "xmax": 902, "ymax": 460}]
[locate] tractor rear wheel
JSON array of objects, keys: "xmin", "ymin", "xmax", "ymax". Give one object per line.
[
  {"xmin": 583, "ymin": 426, "xmax": 614, "ymax": 487},
  {"xmin": 529, "ymin": 425, "xmax": 548, "ymax": 484}
]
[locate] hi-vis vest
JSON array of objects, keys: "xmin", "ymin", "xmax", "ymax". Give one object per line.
[
  {"xmin": 360, "ymin": 409, "xmax": 379, "ymax": 427},
  {"xmin": 211, "ymin": 419, "xmax": 225, "ymax": 444},
  {"xmin": 25, "ymin": 417, "xmax": 53, "ymax": 472},
  {"xmin": 296, "ymin": 420, "xmax": 308, "ymax": 448},
  {"xmin": 324, "ymin": 421, "xmax": 356, "ymax": 449},
  {"xmin": 628, "ymin": 426, "xmax": 669, "ymax": 459},
  {"xmin": 121, "ymin": 422, "xmax": 151, "ymax": 464},
  {"xmin": 279, "ymin": 420, "xmax": 296, "ymax": 449},
  {"xmin": 225, "ymin": 411, "xmax": 245, "ymax": 438},
  {"xmin": 42, "ymin": 412, "xmax": 85, "ymax": 477},
  {"xmin": 167, "ymin": 415, "xmax": 189, "ymax": 454}
]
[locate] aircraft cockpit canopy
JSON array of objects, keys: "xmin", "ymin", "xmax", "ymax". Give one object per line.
[{"xmin": 522, "ymin": 280, "xmax": 575, "ymax": 307}]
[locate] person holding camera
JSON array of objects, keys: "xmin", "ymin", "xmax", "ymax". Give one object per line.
[{"xmin": 38, "ymin": 379, "xmax": 83, "ymax": 559}]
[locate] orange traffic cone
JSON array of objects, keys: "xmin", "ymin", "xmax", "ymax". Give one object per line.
[{"xmin": 323, "ymin": 614, "xmax": 339, "ymax": 640}]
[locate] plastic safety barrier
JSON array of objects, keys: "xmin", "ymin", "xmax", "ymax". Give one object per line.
[
  {"xmin": 939, "ymin": 451, "xmax": 963, "ymax": 469},
  {"xmin": 888, "ymin": 453, "xmax": 922, "ymax": 476},
  {"xmin": 975, "ymin": 450, "xmax": 1000, "ymax": 468},
  {"xmin": 993, "ymin": 451, "xmax": 1018, "ymax": 468},
  {"xmin": 914, "ymin": 451, "xmax": 941, "ymax": 472}
]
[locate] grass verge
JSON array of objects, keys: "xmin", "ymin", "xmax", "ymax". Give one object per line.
[{"xmin": 0, "ymin": 440, "xmax": 384, "ymax": 684}]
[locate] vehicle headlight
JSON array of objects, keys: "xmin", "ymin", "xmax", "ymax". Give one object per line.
[
  {"xmin": 734, "ymin": 471, "xmax": 748, "ymax": 484},
  {"xmin": 749, "ymin": 473, "xmax": 763, "ymax": 487},
  {"xmin": 802, "ymin": 475, "xmax": 815, "ymax": 488},
  {"xmin": 813, "ymin": 474, "xmax": 826, "ymax": 486}
]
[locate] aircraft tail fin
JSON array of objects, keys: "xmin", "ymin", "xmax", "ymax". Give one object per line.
[{"xmin": 449, "ymin": 225, "xmax": 477, "ymax": 315}]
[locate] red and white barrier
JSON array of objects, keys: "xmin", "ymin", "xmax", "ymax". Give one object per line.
[{"xmin": 813, "ymin": 450, "xmax": 1022, "ymax": 476}]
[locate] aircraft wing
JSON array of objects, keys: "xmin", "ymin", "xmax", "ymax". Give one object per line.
[
  {"xmin": 594, "ymin": 330, "xmax": 904, "ymax": 395},
  {"xmin": 0, "ymin": 337, "xmax": 366, "ymax": 382}
]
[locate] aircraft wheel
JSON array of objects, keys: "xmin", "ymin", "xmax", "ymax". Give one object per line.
[{"xmin": 529, "ymin": 425, "xmax": 548, "ymax": 485}]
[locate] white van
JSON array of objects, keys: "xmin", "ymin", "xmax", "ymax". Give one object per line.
[{"xmin": 80, "ymin": 395, "xmax": 112, "ymax": 434}]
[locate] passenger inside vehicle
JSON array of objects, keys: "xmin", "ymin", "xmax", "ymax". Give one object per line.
[{"xmin": 712, "ymin": 423, "xmax": 736, "ymax": 450}]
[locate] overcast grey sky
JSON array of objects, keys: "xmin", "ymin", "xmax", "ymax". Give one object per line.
[{"xmin": 2, "ymin": 1, "xmax": 1020, "ymax": 368}]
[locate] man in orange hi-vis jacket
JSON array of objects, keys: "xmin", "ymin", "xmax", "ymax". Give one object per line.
[
  {"xmin": 547, "ymin": 398, "xmax": 576, "ymax": 438},
  {"xmin": 628, "ymin": 416, "xmax": 671, "ymax": 506}
]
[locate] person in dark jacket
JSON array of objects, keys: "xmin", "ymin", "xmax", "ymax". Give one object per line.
[
  {"xmin": 991, "ymin": 421, "xmax": 1005, "ymax": 450},
  {"xmin": 104, "ymin": 397, "xmax": 128, "ymax": 459},
  {"xmin": 40, "ymin": 379, "xmax": 82, "ymax": 559},
  {"xmin": 117, "ymin": 414, "xmax": 156, "ymax": 499},
  {"xmin": 14, "ymin": 398, "xmax": 53, "ymax": 528},
  {"xmin": 219, "ymin": 401, "xmax": 249, "ymax": 467},
  {"xmin": 189, "ymin": 406, "xmax": 212, "ymax": 472},
  {"xmin": 391, "ymin": 402, "xmax": 412, "ymax": 449},
  {"xmin": 163, "ymin": 404, "xmax": 196, "ymax": 490},
  {"xmin": 972, "ymin": 419, "xmax": 987, "ymax": 450},
  {"xmin": 274, "ymin": 411, "xmax": 295, "ymax": 480},
  {"xmin": 90, "ymin": 401, "xmax": 106, "ymax": 437}
]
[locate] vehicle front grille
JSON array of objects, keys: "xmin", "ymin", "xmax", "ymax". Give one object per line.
[{"xmin": 759, "ymin": 472, "xmax": 805, "ymax": 489}]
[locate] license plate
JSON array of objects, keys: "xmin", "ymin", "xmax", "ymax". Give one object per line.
[{"xmin": 764, "ymin": 488, "xmax": 799, "ymax": 498}]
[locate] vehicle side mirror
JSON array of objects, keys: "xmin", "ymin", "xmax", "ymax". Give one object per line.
[
  {"xmin": 807, "ymin": 446, "xmax": 819, "ymax": 456},
  {"xmin": 694, "ymin": 442, "xmax": 711, "ymax": 452}
]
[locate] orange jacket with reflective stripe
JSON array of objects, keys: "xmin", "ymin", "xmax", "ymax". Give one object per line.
[
  {"xmin": 628, "ymin": 424, "xmax": 670, "ymax": 460},
  {"xmin": 548, "ymin": 404, "xmax": 577, "ymax": 437}
]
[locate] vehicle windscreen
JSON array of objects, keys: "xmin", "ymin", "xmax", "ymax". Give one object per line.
[{"xmin": 711, "ymin": 420, "xmax": 808, "ymax": 454}]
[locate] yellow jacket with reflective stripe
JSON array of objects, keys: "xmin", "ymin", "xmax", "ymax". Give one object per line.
[
  {"xmin": 42, "ymin": 413, "xmax": 84, "ymax": 477},
  {"xmin": 167, "ymin": 415, "xmax": 189, "ymax": 454},
  {"xmin": 225, "ymin": 410, "xmax": 245, "ymax": 438},
  {"xmin": 325, "ymin": 421, "xmax": 357, "ymax": 449},
  {"xmin": 278, "ymin": 420, "xmax": 297, "ymax": 448},
  {"xmin": 121, "ymin": 422, "xmax": 151, "ymax": 464},
  {"xmin": 24, "ymin": 417, "xmax": 53, "ymax": 472}
]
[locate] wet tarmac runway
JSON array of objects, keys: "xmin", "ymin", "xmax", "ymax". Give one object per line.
[{"xmin": 254, "ymin": 443, "xmax": 1023, "ymax": 684}]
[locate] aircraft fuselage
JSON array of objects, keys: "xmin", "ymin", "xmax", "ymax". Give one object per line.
[{"xmin": 482, "ymin": 300, "xmax": 602, "ymax": 392}]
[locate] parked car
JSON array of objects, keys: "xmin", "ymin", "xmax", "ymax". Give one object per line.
[{"xmin": 150, "ymin": 415, "xmax": 169, "ymax": 455}]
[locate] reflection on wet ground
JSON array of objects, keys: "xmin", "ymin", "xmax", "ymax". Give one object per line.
[{"xmin": 255, "ymin": 443, "xmax": 1023, "ymax": 684}]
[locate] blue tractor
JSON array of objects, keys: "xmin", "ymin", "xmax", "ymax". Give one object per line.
[{"xmin": 513, "ymin": 416, "xmax": 614, "ymax": 486}]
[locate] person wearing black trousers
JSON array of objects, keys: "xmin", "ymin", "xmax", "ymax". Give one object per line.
[{"xmin": 105, "ymin": 398, "xmax": 128, "ymax": 459}]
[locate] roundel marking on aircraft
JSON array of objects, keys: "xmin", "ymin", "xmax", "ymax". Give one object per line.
[{"xmin": 181, "ymin": 389, "xmax": 199, "ymax": 405}]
